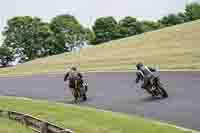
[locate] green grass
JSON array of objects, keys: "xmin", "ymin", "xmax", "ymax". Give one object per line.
[
  {"xmin": 1, "ymin": 20, "xmax": 200, "ymax": 76},
  {"xmin": 0, "ymin": 96, "xmax": 196, "ymax": 133},
  {"xmin": 0, "ymin": 117, "xmax": 34, "ymax": 133}
]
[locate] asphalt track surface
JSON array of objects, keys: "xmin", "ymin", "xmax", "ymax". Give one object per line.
[{"xmin": 0, "ymin": 72, "xmax": 200, "ymax": 131}]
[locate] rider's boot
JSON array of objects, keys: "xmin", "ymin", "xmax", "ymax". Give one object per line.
[{"xmin": 82, "ymin": 94, "xmax": 87, "ymax": 101}]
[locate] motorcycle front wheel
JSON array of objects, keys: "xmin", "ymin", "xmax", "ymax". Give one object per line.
[{"xmin": 158, "ymin": 85, "xmax": 168, "ymax": 98}]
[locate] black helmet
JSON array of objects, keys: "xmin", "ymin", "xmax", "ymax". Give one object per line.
[
  {"xmin": 136, "ymin": 62, "xmax": 144, "ymax": 69},
  {"xmin": 71, "ymin": 66, "xmax": 77, "ymax": 71}
]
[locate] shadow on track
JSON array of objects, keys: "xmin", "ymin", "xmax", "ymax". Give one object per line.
[
  {"xmin": 60, "ymin": 97, "xmax": 93, "ymax": 105},
  {"xmin": 139, "ymin": 96, "xmax": 167, "ymax": 103}
]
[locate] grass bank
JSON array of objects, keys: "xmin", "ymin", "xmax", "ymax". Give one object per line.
[{"xmin": 0, "ymin": 96, "xmax": 196, "ymax": 133}]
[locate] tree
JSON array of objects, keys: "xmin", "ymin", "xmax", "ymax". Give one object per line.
[
  {"xmin": 2, "ymin": 16, "xmax": 65, "ymax": 61},
  {"xmin": 92, "ymin": 16, "xmax": 119, "ymax": 44},
  {"xmin": 0, "ymin": 47, "xmax": 13, "ymax": 67},
  {"xmin": 84, "ymin": 28, "xmax": 96, "ymax": 45},
  {"xmin": 36, "ymin": 22, "xmax": 71, "ymax": 56},
  {"xmin": 119, "ymin": 16, "xmax": 137, "ymax": 37},
  {"xmin": 185, "ymin": 2, "xmax": 200, "ymax": 21},
  {"xmin": 2, "ymin": 16, "xmax": 58, "ymax": 61},
  {"xmin": 140, "ymin": 21, "xmax": 162, "ymax": 32},
  {"xmin": 177, "ymin": 12, "xmax": 190, "ymax": 23},
  {"xmin": 50, "ymin": 14, "xmax": 91, "ymax": 51},
  {"xmin": 118, "ymin": 16, "xmax": 145, "ymax": 38},
  {"xmin": 158, "ymin": 14, "xmax": 184, "ymax": 27},
  {"xmin": 50, "ymin": 14, "xmax": 79, "ymax": 33}
]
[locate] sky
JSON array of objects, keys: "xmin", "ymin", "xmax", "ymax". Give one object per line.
[{"xmin": 0, "ymin": 0, "xmax": 200, "ymax": 32}]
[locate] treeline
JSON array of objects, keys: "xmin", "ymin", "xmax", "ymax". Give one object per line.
[
  {"xmin": 0, "ymin": 2, "xmax": 200, "ymax": 67},
  {"xmin": 92, "ymin": 2, "xmax": 200, "ymax": 44},
  {"xmin": 0, "ymin": 15, "xmax": 95, "ymax": 66}
]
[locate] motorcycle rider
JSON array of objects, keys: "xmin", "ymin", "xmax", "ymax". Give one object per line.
[
  {"xmin": 64, "ymin": 66, "xmax": 84, "ymax": 100},
  {"xmin": 135, "ymin": 62, "xmax": 157, "ymax": 94}
]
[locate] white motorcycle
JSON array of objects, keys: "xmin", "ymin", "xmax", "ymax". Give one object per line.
[{"xmin": 80, "ymin": 81, "xmax": 88, "ymax": 101}]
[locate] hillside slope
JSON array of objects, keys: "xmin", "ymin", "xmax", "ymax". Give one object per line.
[{"xmin": 1, "ymin": 20, "xmax": 200, "ymax": 75}]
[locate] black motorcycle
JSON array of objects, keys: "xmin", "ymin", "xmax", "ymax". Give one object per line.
[
  {"xmin": 136, "ymin": 70, "xmax": 168, "ymax": 98},
  {"xmin": 146, "ymin": 77, "xmax": 168, "ymax": 98}
]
